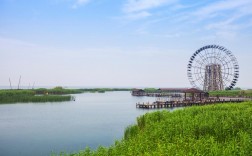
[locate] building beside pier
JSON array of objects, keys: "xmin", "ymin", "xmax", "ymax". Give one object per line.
[
  {"xmin": 132, "ymin": 88, "xmax": 190, "ymax": 97},
  {"xmin": 131, "ymin": 89, "xmax": 145, "ymax": 96},
  {"xmin": 158, "ymin": 88, "xmax": 188, "ymax": 97}
]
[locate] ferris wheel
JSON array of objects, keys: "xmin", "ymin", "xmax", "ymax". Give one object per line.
[{"xmin": 187, "ymin": 45, "xmax": 239, "ymax": 91}]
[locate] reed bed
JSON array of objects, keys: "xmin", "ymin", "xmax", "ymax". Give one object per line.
[
  {"xmin": 0, "ymin": 87, "xmax": 131, "ymax": 104},
  {"xmin": 0, "ymin": 89, "xmax": 73, "ymax": 104},
  {"xmin": 0, "ymin": 95, "xmax": 72, "ymax": 103},
  {"xmin": 35, "ymin": 87, "xmax": 83, "ymax": 95},
  {"xmin": 62, "ymin": 101, "xmax": 252, "ymax": 156},
  {"xmin": 35, "ymin": 87, "xmax": 132, "ymax": 94}
]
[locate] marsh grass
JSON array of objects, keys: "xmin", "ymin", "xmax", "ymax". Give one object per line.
[
  {"xmin": 0, "ymin": 94, "xmax": 72, "ymax": 104},
  {"xmin": 0, "ymin": 87, "xmax": 131, "ymax": 104},
  {"xmin": 35, "ymin": 87, "xmax": 132, "ymax": 94},
  {"xmin": 0, "ymin": 89, "xmax": 73, "ymax": 104},
  {"xmin": 63, "ymin": 102, "xmax": 252, "ymax": 156}
]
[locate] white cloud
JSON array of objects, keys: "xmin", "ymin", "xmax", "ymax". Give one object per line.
[
  {"xmin": 193, "ymin": 0, "xmax": 252, "ymax": 19},
  {"xmin": 121, "ymin": 0, "xmax": 177, "ymax": 21},
  {"xmin": 200, "ymin": 1, "xmax": 252, "ymax": 39},
  {"xmin": 0, "ymin": 37, "xmax": 37, "ymax": 48},
  {"xmin": 164, "ymin": 33, "xmax": 181, "ymax": 38},
  {"xmin": 124, "ymin": 11, "xmax": 152, "ymax": 20},
  {"xmin": 72, "ymin": 0, "xmax": 92, "ymax": 9},
  {"xmin": 120, "ymin": 0, "xmax": 252, "ymax": 41},
  {"xmin": 216, "ymin": 31, "xmax": 236, "ymax": 40},
  {"xmin": 170, "ymin": 1, "xmax": 252, "ymax": 38},
  {"xmin": 123, "ymin": 0, "xmax": 177, "ymax": 13}
]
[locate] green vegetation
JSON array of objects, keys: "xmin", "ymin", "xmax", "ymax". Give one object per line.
[
  {"xmin": 143, "ymin": 88, "xmax": 159, "ymax": 93},
  {"xmin": 232, "ymin": 87, "xmax": 242, "ymax": 90},
  {"xmin": 35, "ymin": 87, "xmax": 83, "ymax": 95},
  {"xmin": 61, "ymin": 101, "xmax": 252, "ymax": 156},
  {"xmin": 78, "ymin": 88, "xmax": 132, "ymax": 93},
  {"xmin": 0, "ymin": 89, "xmax": 73, "ymax": 104},
  {"xmin": 0, "ymin": 94, "xmax": 72, "ymax": 103},
  {"xmin": 0, "ymin": 87, "xmax": 132, "ymax": 104},
  {"xmin": 36, "ymin": 87, "xmax": 132, "ymax": 94},
  {"xmin": 209, "ymin": 90, "xmax": 252, "ymax": 97},
  {"xmin": 23, "ymin": 87, "xmax": 131, "ymax": 95}
]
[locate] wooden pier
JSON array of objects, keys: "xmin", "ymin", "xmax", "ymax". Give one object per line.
[{"xmin": 136, "ymin": 98, "xmax": 247, "ymax": 109}]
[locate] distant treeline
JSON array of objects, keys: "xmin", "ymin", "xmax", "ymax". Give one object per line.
[
  {"xmin": 78, "ymin": 88, "xmax": 132, "ymax": 93},
  {"xmin": 209, "ymin": 90, "xmax": 252, "ymax": 97},
  {"xmin": 0, "ymin": 87, "xmax": 132, "ymax": 104},
  {"xmin": 35, "ymin": 87, "xmax": 83, "ymax": 94},
  {"xmin": 35, "ymin": 87, "xmax": 132, "ymax": 94}
]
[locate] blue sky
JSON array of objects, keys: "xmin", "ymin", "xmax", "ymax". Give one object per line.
[{"xmin": 0, "ymin": 0, "xmax": 252, "ymax": 88}]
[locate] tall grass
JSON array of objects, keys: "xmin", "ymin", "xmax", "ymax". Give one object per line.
[
  {"xmin": 35, "ymin": 87, "xmax": 132, "ymax": 94},
  {"xmin": 0, "ymin": 95, "xmax": 72, "ymax": 103},
  {"xmin": 0, "ymin": 89, "xmax": 73, "ymax": 104},
  {"xmin": 62, "ymin": 101, "xmax": 252, "ymax": 156},
  {"xmin": 0, "ymin": 87, "xmax": 132, "ymax": 104},
  {"xmin": 35, "ymin": 87, "xmax": 83, "ymax": 95}
]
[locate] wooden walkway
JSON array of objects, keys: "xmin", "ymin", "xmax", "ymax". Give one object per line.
[{"xmin": 136, "ymin": 98, "xmax": 247, "ymax": 109}]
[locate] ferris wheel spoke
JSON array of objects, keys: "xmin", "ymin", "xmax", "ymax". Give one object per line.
[
  {"xmin": 219, "ymin": 55, "xmax": 231, "ymax": 66},
  {"xmin": 192, "ymin": 66, "xmax": 205, "ymax": 70},
  {"xmin": 194, "ymin": 59, "xmax": 206, "ymax": 67},
  {"xmin": 193, "ymin": 75, "xmax": 204, "ymax": 85},
  {"xmin": 223, "ymin": 81, "xmax": 228, "ymax": 88},
  {"xmin": 222, "ymin": 73, "xmax": 234, "ymax": 76},
  {"xmin": 222, "ymin": 77, "xmax": 231, "ymax": 85},
  {"xmin": 213, "ymin": 47, "xmax": 218, "ymax": 64},
  {"xmin": 216, "ymin": 48, "xmax": 223, "ymax": 60},
  {"xmin": 222, "ymin": 75, "xmax": 232, "ymax": 81},
  {"xmin": 225, "ymin": 60, "xmax": 235, "ymax": 67},
  {"xmin": 193, "ymin": 72, "xmax": 206, "ymax": 75},
  {"xmin": 223, "ymin": 77, "xmax": 232, "ymax": 85},
  {"xmin": 199, "ymin": 50, "xmax": 211, "ymax": 65},
  {"xmin": 222, "ymin": 68, "xmax": 233, "ymax": 75},
  {"xmin": 194, "ymin": 70, "xmax": 204, "ymax": 77},
  {"xmin": 199, "ymin": 49, "xmax": 212, "ymax": 66},
  {"xmin": 195, "ymin": 54, "xmax": 208, "ymax": 67},
  {"xmin": 211, "ymin": 48, "xmax": 215, "ymax": 64},
  {"xmin": 205, "ymin": 49, "xmax": 213, "ymax": 65},
  {"xmin": 203, "ymin": 49, "xmax": 211, "ymax": 65},
  {"xmin": 220, "ymin": 60, "xmax": 232, "ymax": 74},
  {"xmin": 193, "ymin": 70, "xmax": 204, "ymax": 79}
]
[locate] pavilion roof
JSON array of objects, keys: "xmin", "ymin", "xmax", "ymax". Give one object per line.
[
  {"xmin": 183, "ymin": 88, "xmax": 205, "ymax": 93},
  {"xmin": 158, "ymin": 88, "xmax": 188, "ymax": 91},
  {"xmin": 132, "ymin": 88, "xmax": 144, "ymax": 92}
]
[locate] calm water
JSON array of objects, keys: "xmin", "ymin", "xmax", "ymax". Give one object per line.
[{"xmin": 0, "ymin": 91, "xmax": 178, "ymax": 156}]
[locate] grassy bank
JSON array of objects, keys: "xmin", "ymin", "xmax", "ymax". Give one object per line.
[
  {"xmin": 209, "ymin": 90, "xmax": 252, "ymax": 97},
  {"xmin": 62, "ymin": 101, "xmax": 252, "ymax": 156}
]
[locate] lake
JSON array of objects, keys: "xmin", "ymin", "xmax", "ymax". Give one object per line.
[{"xmin": 0, "ymin": 91, "xmax": 178, "ymax": 156}]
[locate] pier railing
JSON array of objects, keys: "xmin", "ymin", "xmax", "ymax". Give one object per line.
[{"xmin": 136, "ymin": 98, "xmax": 249, "ymax": 109}]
